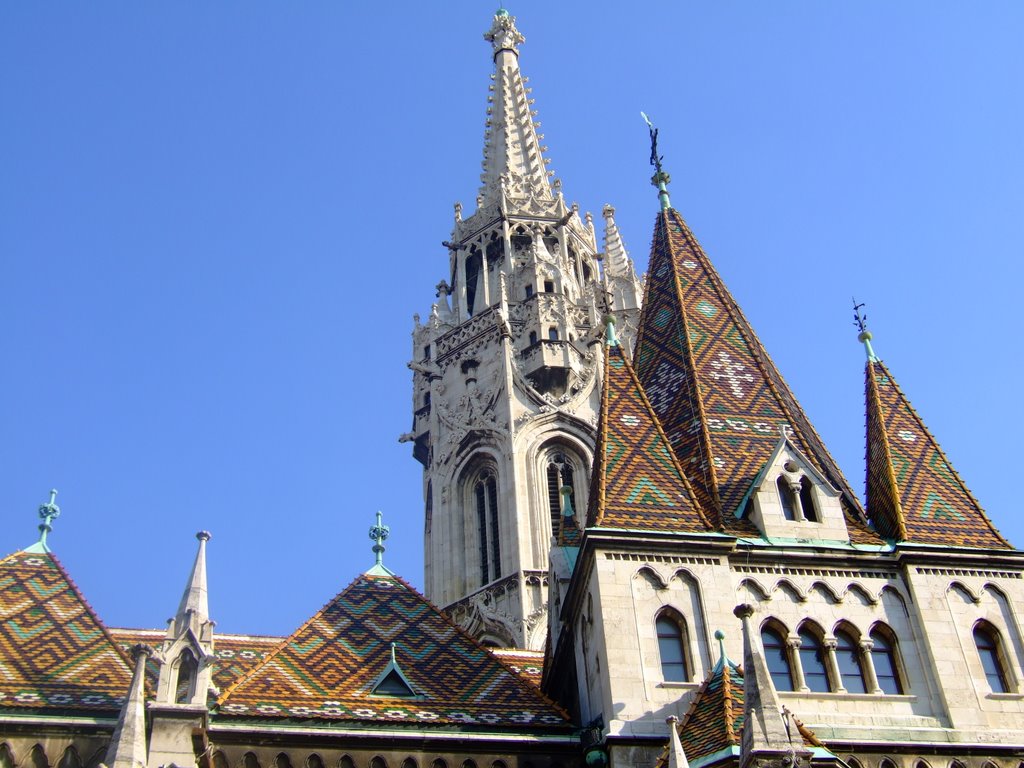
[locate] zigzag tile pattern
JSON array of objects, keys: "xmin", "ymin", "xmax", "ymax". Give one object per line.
[
  {"xmin": 866, "ymin": 360, "xmax": 1010, "ymax": 548},
  {"xmin": 587, "ymin": 342, "xmax": 710, "ymax": 532},
  {"xmin": 0, "ymin": 551, "xmax": 133, "ymax": 712},
  {"xmin": 634, "ymin": 209, "xmax": 875, "ymax": 542},
  {"xmin": 218, "ymin": 574, "xmax": 569, "ymax": 727}
]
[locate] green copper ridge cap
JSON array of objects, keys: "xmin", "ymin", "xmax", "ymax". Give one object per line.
[
  {"xmin": 642, "ymin": 112, "xmax": 671, "ymax": 211},
  {"xmin": 853, "ymin": 298, "xmax": 880, "ymax": 362},
  {"xmin": 711, "ymin": 629, "xmax": 730, "ymax": 673},
  {"xmin": 25, "ymin": 489, "xmax": 60, "ymax": 554},
  {"xmin": 366, "ymin": 510, "xmax": 395, "ymax": 576},
  {"xmin": 604, "ymin": 314, "xmax": 619, "ymax": 347}
]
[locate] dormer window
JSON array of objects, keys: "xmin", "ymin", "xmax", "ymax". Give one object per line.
[
  {"xmin": 799, "ymin": 476, "xmax": 818, "ymax": 522},
  {"xmin": 777, "ymin": 476, "xmax": 798, "ymax": 521}
]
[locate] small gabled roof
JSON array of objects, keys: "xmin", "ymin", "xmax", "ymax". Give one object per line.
[
  {"xmin": 0, "ymin": 550, "xmax": 134, "ymax": 712},
  {"xmin": 586, "ymin": 340, "xmax": 712, "ymax": 532},
  {"xmin": 632, "ymin": 208, "xmax": 877, "ymax": 543},
  {"xmin": 865, "ymin": 358, "xmax": 1011, "ymax": 548},
  {"xmin": 217, "ymin": 572, "xmax": 570, "ymax": 728}
]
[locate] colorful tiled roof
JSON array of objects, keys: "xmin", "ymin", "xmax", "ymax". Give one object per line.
[
  {"xmin": 587, "ymin": 340, "xmax": 712, "ymax": 531},
  {"xmin": 0, "ymin": 550, "xmax": 134, "ymax": 712},
  {"xmin": 633, "ymin": 209, "xmax": 876, "ymax": 542},
  {"xmin": 865, "ymin": 359, "xmax": 1011, "ymax": 548},
  {"xmin": 488, "ymin": 648, "xmax": 544, "ymax": 688},
  {"xmin": 654, "ymin": 660, "xmax": 821, "ymax": 768},
  {"xmin": 109, "ymin": 628, "xmax": 280, "ymax": 693},
  {"xmin": 217, "ymin": 573, "xmax": 570, "ymax": 728}
]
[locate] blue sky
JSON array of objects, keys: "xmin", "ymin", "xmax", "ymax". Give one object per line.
[{"xmin": 2, "ymin": 2, "xmax": 1022, "ymax": 637}]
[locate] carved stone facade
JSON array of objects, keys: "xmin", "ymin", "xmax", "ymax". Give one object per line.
[{"xmin": 408, "ymin": 11, "xmax": 642, "ymax": 649}]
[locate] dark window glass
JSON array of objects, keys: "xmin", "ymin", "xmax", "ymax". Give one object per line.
[
  {"xmin": 487, "ymin": 476, "xmax": 500, "ymax": 577},
  {"xmin": 798, "ymin": 630, "xmax": 832, "ymax": 692},
  {"xmin": 548, "ymin": 327, "xmax": 559, "ymax": 340},
  {"xmin": 525, "ymin": 284, "xmax": 534, "ymax": 298},
  {"xmin": 656, "ymin": 615, "xmax": 688, "ymax": 682},
  {"xmin": 975, "ymin": 625, "xmax": 1010, "ymax": 693},
  {"xmin": 762, "ymin": 627, "xmax": 794, "ymax": 691},
  {"xmin": 544, "ymin": 280, "xmax": 555, "ymax": 293},
  {"xmin": 777, "ymin": 477, "xmax": 797, "ymax": 521},
  {"xmin": 835, "ymin": 630, "xmax": 866, "ymax": 694},
  {"xmin": 529, "ymin": 331, "xmax": 538, "ymax": 345},
  {"xmin": 547, "ymin": 454, "xmax": 576, "ymax": 536},
  {"xmin": 799, "ymin": 476, "xmax": 818, "ymax": 522},
  {"xmin": 870, "ymin": 630, "xmax": 904, "ymax": 694},
  {"xmin": 476, "ymin": 481, "xmax": 489, "ymax": 584}
]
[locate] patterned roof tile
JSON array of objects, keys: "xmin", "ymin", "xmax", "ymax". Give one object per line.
[
  {"xmin": 586, "ymin": 341, "xmax": 712, "ymax": 532},
  {"xmin": 0, "ymin": 550, "xmax": 134, "ymax": 713},
  {"xmin": 488, "ymin": 648, "xmax": 544, "ymax": 688},
  {"xmin": 865, "ymin": 359, "xmax": 1011, "ymax": 548},
  {"xmin": 217, "ymin": 573, "xmax": 570, "ymax": 728},
  {"xmin": 633, "ymin": 209, "xmax": 877, "ymax": 542}
]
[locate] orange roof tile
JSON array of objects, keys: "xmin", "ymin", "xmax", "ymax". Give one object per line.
[
  {"xmin": 633, "ymin": 209, "xmax": 876, "ymax": 542},
  {"xmin": 587, "ymin": 341, "xmax": 712, "ymax": 532},
  {"xmin": 217, "ymin": 573, "xmax": 570, "ymax": 728},
  {"xmin": 0, "ymin": 550, "xmax": 133, "ymax": 712},
  {"xmin": 865, "ymin": 359, "xmax": 1011, "ymax": 548},
  {"xmin": 488, "ymin": 648, "xmax": 544, "ymax": 688}
]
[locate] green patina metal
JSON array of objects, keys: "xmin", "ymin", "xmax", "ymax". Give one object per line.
[{"xmin": 25, "ymin": 490, "xmax": 60, "ymax": 554}]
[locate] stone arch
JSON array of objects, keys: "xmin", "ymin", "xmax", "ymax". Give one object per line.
[
  {"xmin": 845, "ymin": 582, "xmax": 876, "ymax": 606},
  {"xmin": 773, "ymin": 578, "xmax": 806, "ymax": 603},
  {"xmin": 242, "ymin": 753, "xmax": 262, "ymax": 768},
  {"xmin": 950, "ymin": 761, "xmax": 967, "ymax": 768},
  {"xmin": 275, "ymin": 754, "xmax": 293, "ymax": 768},
  {"xmin": 56, "ymin": 748, "xmax": 81, "ymax": 768},
  {"xmin": 306, "ymin": 756, "xmax": 324, "ymax": 768},
  {"xmin": 0, "ymin": 745, "xmax": 13, "ymax": 768},
  {"xmin": 212, "ymin": 752, "xmax": 229, "ymax": 768},
  {"xmin": 370, "ymin": 759, "xmax": 387, "ymax": 768},
  {"xmin": 462, "ymin": 761, "xmax": 478, "ymax": 768},
  {"xmin": 739, "ymin": 577, "xmax": 771, "ymax": 603},
  {"xmin": 948, "ymin": 581, "xmax": 980, "ymax": 605},
  {"xmin": 83, "ymin": 750, "xmax": 104, "ymax": 768},
  {"xmin": 879, "ymin": 759, "xmax": 898, "ymax": 768},
  {"xmin": 809, "ymin": 580, "xmax": 842, "ymax": 604},
  {"xmin": 339, "ymin": 756, "xmax": 356, "ymax": 768},
  {"xmin": 401, "ymin": 759, "xmax": 417, "ymax": 768},
  {"xmin": 25, "ymin": 746, "xmax": 48, "ymax": 768},
  {"xmin": 457, "ymin": 452, "xmax": 504, "ymax": 590},
  {"xmin": 915, "ymin": 760, "xmax": 932, "ymax": 768},
  {"xmin": 430, "ymin": 760, "xmax": 447, "ymax": 768},
  {"xmin": 634, "ymin": 565, "xmax": 668, "ymax": 591}
]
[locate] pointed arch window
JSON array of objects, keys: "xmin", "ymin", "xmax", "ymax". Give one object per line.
[
  {"xmin": 835, "ymin": 629, "xmax": 867, "ymax": 694},
  {"xmin": 798, "ymin": 629, "xmax": 832, "ymax": 692},
  {"xmin": 761, "ymin": 626, "xmax": 794, "ymax": 692},
  {"xmin": 175, "ymin": 648, "xmax": 198, "ymax": 704},
  {"xmin": 870, "ymin": 628, "xmax": 904, "ymax": 694},
  {"xmin": 777, "ymin": 476, "xmax": 797, "ymax": 521},
  {"xmin": 546, "ymin": 452, "xmax": 576, "ymax": 536},
  {"xmin": 655, "ymin": 612, "xmax": 689, "ymax": 682},
  {"xmin": 799, "ymin": 476, "xmax": 818, "ymax": 522},
  {"xmin": 475, "ymin": 470, "xmax": 501, "ymax": 585},
  {"xmin": 975, "ymin": 623, "xmax": 1011, "ymax": 693}
]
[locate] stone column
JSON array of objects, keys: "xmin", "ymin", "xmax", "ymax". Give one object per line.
[
  {"xmin": 860, "ymin": 639, "xmax": 883, "ymax": 694},
  {"xmin": 823, "ymin": 637, "xmax": 846, "ymax": 693},
  {"xmin": 787, "ymin": 635, "xmax": 809, "ymax": 692}
]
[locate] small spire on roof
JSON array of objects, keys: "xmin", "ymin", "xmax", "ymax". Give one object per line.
[
  {"xmin": 604, "ymin": 314, "xmax": 619, "ymax": 347},
  {"xmin": 484, "ymin": 6, "xmax": 525, "ymax": 57},
  {"xmin": 853, "ymin": 298, "xmax": 879, "ymax": 363},
  {"xmin": 559, "ymin": 484, "xmax": 575, "ymax": 520},
  {"xmin": 642, "ymin": 112, "xmax": 672, "ymax": 210},
  {"xmin": 714, "ymin": 629, "xmax": 728, "ymax": 668},
  {"xmin": 27, "ymin": 489, "xmax": 61, "ymax": 553},
  {"xmin": 367, "ymin": 511, "xmax": 395, "ymax": 575},
  {"xmin": 665, "ymin": 715, "xmax": 690, "ymax": 768}
]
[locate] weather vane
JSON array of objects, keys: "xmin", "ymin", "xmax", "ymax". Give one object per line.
[
  {"xmin": 641, "ymin": 112, "xmax": 671, "ymax": 210},
  {"xmin": 852, "ymin": 298, "xmax": 869, "ymax": 334}
]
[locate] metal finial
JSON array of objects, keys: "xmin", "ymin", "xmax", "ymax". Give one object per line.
[
  {"xmin": 36, "ymin": 489, "xmax": 61, "ymax": 549},
  {"xmin": 603, "ymin": 314, "xmax": 619, "ymax": 347},
  {"xmin": 714, "ymin": 629, "xmax": 727, "ymax": 665},
  {"xmin": 641, "ymin": 112, "xmax": 671, "ymax": 210},
  {"xmin": 852, "ymin": 298, "xmax": 879, "ymax": 362},
  {"xmin": 369, "ymin": 510, "xmax": 391, "ymax": 567},
  {"xmin": 559, "ymin": 485, "xmax": 575, "ymax": 519},
  {"xmin": 390, "ymin": 642, "xmax": 398, "ymax": 664}
]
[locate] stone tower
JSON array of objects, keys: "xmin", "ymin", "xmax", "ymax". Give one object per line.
[{"xmin": 407, "ymin": 9, "xmax": 643, "ymax": 650}]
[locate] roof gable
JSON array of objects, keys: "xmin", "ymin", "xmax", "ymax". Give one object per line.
[
  {"xmin": 587, "ymin": 342, "xmax": 711, "ymax": 532},
  {"xmin": 633, "ymin": 209, "xmax": 876, "ymax": 543},
  {"xmin": 217, "ymin": 573, "xmax": 569, "ymax": 728},
  {"xmin": 0, "ymin": 550, "xmax": 134, "ymax": 712},
  {"xmin": 865, "ymin": 359, "xmax": 1011, "ymax": 548}
]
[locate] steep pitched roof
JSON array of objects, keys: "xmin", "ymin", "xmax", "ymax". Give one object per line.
[
  {"xmin": 0, "ymin": 550, "xmax": 134, "ymax": 712},
  {"xmin": 865, "ymin": 359, "xmax": 1011, "ymax": 548},
  {"xmin": 653, "ymin": 660, "xmax": 823, "ymax": 768},
  {"xmin": 633, "ymin": 209, "xmax": 875, "ymax": 541},
  {"xmin": 217, "ymin": 573, "xmax": 570, "ymax": 728},
  {"xmin": 586, "ymin": 340, "xmax": 712, "ymax": 531}
]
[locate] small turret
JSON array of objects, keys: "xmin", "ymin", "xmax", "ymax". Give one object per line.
[{"xmin": 101, "ymin": 644, "xmax": 152, "ymax": 768}]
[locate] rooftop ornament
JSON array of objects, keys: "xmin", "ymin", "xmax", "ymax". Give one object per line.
[
  {"xmin": 27, "ymin": 489, "xmax": 61, "ymax": 553},
  {"xmin": 853, "ymin": 298, "xmax": 880, "ymax": 362},
  {"xmin": 484, "ymin": 6, "xmax": 525, "ymax": 57},
  {"xmin": 641, "ymin": 112, "xmax": 671, "ymax": 210},
  {"xmin": 367, "ymin": 510, "xmax": 395, "ymax": 576},
  {"xmin": 604, "ymin": 313, "xmax": 619, "ymax": 348}
]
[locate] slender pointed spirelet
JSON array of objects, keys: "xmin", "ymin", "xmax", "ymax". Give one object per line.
[
  {"xmin": 173, "ymin": 531, "xmax": 211, "ymax": 633},
  {"xmin": 102, "ymin": 644, "xmax": 152, "ymax": 768},
  {"xmin": 665, "ymin": 716, "xmax": 690, "ymax": 768}
]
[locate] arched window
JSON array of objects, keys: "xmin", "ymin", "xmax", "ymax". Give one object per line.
[
  {"xmin": 370, "ymin": 758, "xmax": 387, "ymax": 768},
  {"xmin": 548, "ymin": 327, "xmax": 559, "ymax": 341},
  {"xmin": 0, "ymin": 745, "xmax": 13, "ymax": 768},
  {"xmin": 28, "ymin": 747, "xmax": 48, "ymax": 768},
  {"xmin": 401, "ymin": 759, "xmax": 417, "ymax": 768},
  {"xmin": 879, "ymin": 760, "xmax": 897, "ymax": 768},
  {"xmin": 975, "ymin": 623, "xmax": 1011, "ymax": 693},
  {"xmin": 870, "ymin": 627, "xmax": 904, "ymax": 694},
  {"xmin": 275, "ymin": 754, "xmax": 293, "ymax": 768},
  {"xmin": 799, "ymin": 476, "xmax": 818, "ymax": 522},
  {"xmin": 529, "ymin": 331, "xmax": 538, "ymax": 345},
  {"xmin": 777, "ymin": 477, "xmax": 797, "ymax": 521},
  {"xmin": 430, "ymin": 761, "xmax": 447, "ymax": 768},
  {"xmin": 546, "ymin": 452, "xmax": 576, "ymax": 536},
  {"xmin": 834, "ymin": 629, "xmax": 867, "ymax": 694},
  {"xmin": 655, "ymin": 612, "xmax": 688, "ymax": 682},
  {"xmin": 57, "ymin": 749, "xmax": 82, "ymax": 768},
  {"xmin": 175, "ymin": 648, "xmax": 198, "ymax": 704},
  {"xmin": 213, "ymin": 753, "xmax": 229, "ymax": 768},
  {"xmin": 462, "ymin": 761, "xmax": 478, "ymax": 768},
  {"xmin": 339, "ymin": 757, "xmax": 356, "ymax": 768},
  {"xmin": 243, "ymin": 754, "xmax": 261, "ymax": 768},
  {"xmin": 761, "ymin": 626, "xmax": 794, "ymax": 691},
  {"xmin": 798, "ymin": 628, "xmax": 832, "ymax": 692},
  {"xmin": 475, "ymin": 470, "xmax": 500, "ymax": 585}
]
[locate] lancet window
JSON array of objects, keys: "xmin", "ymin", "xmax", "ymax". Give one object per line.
[
  {"xmin": 870, "ymin": 627, "xmax": 904, "ymax": 694},
  {"xmin": 761, "ymin": 625, "xmax": 794, "ymax": 691},
  {"xmin": 655, "ymin": 610, "xmax": 689, "ymax": 682},
  {"xmin": 975, "ymin": 622, "xmax": 1011, "ymax": 693},
  {"xmin": 543, "ymin": 448, "xmax": 585, "ymax": 537},
  {"xmin": 474, "ymin": 470, "xmax": 501, "ymax": 585}
]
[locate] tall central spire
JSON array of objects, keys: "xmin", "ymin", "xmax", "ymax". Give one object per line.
[{"xmin": 479, "ymin": 9, "xmax": 554, "ymax": 209}]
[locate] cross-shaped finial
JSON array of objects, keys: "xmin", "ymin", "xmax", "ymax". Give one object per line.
[
  {"xmin": 641, "ymin": 111, "xmax": 672, "ymax": 210},
  {"xmin": 369, "ymin": 511, "xmax": 391, "ymax": 567},
  {"xmin": 36, "ymin": 489, "xmax": 61, "ymax": 548},
  {"xmin": 852, "ymin": 297, "xmax": 879, "ymax": 362}
]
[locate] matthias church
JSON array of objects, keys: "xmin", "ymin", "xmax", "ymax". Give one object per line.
[{"xmin": 2, "ymin": 10, "xmax": 1022, "ymax": 768}]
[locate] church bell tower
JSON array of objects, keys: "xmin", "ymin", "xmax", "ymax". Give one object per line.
[{"xmin": 406, "ymin": 9, "xmax": 643, "ymax": 650}]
